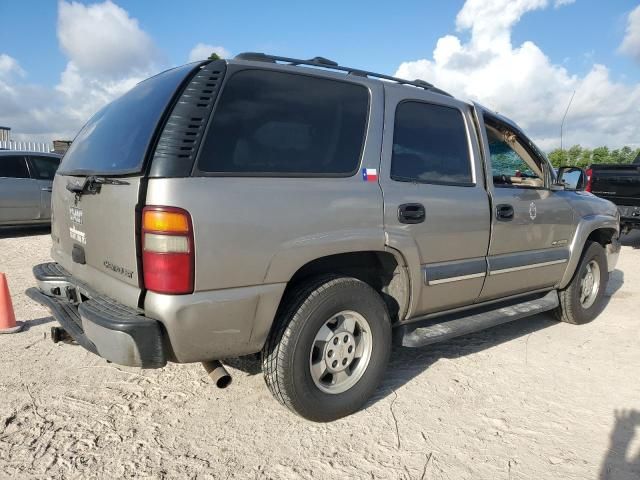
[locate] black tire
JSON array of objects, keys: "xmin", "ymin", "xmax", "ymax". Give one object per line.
[
  {"xmin": 554, "ymin": 241, "xmax": 608, "ymax": 325},
  {"xmin": 262, "ymin": 276, "xmax": 391, "ymax": 422}
]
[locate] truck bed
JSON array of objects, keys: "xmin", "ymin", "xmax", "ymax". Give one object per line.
[{"xmin": 590, "ymin": 163, "xmax": 640, "ymax": 230}]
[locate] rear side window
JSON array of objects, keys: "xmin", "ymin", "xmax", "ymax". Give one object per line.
[
  {"xmin": 0, "ymin": 156, "xmax": 29, "ymax": 179},
  {"xmin": 197, "ymin": 70, "xmax": 369, "ymax": 176},
  {"xmin": 29, "ymin": 156, "xmax": 60, "ymax": 180},
  {"xmin": 59, "ymin": 63, "xmax": 197, "ymax": 175},
  {"xmin": 391, "ymin": 102, "xmax": 473, "ymax": 185}
]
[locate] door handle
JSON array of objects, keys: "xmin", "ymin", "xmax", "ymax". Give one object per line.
[
  {"xmin": 41, "ymin": 187, "xmax": 52, "ymax": 192},
  {"xmin": 496, "ymin": 204, "xmax": 514, "ymax": 221},
  {"xmin": 398, "ymin": 203, "xmax": 425, "ymax": 224}
]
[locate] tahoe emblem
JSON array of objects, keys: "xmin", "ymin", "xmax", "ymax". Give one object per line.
[
  {"xmin": 69, "ymin": 206, "xmax": 83, "ymax": 225},
  {"xmin": 529, "ymin": 202, "xmax": 537, "ymax": 221}
]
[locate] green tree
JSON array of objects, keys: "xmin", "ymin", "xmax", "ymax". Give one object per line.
[
  {"xmin": 576, "ymin": 147, "xmax": 592, "ymax": 168},
  {"xmin": 547, "ymin": 145, "xmax": 640, "ymax": 166},
  {"xmin": 591, "ymin": 146, "xmax": 610, "ymax": 164},
  {"xmin": 567, "ymin": 145, "xmax": 583, "ymax": 166},
  {"xmin": 208, "ymin": 52, "xmax": 221, "ymax": 61},
  {"xmin": 548, "ymin": 148, "xmax": 567, "ymax": 167}
]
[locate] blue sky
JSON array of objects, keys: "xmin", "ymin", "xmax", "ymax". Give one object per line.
[
  {"xmin": 1, "ymin": 0, "xmax": 637, "ymax": 85},
  {"xmin": 0, "ymin": 0, "xmax": 639, "ymax": 148}
]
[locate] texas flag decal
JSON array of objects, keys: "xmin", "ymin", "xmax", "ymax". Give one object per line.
[{"xmin": 362, "ymin": 168, "xmax": 378, "ymax": 182}]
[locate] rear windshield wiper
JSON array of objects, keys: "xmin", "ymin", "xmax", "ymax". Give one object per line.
[{"xmin": 66, "ymin": 176, "xmax": 130, "ymax": 196}]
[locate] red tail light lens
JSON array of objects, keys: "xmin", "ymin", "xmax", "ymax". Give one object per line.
[
  {"xmin": 585, "ymin": 168, "xmax": 593, "ymax": 192},
  {"xmin": 142, "ymin": 206, "xmax": 194, "ymax": 294}
]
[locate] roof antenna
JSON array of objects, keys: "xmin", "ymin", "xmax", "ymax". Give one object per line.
[{"xmin": 560, "ymin": 89, "xmax": 576, "ymax": 155}]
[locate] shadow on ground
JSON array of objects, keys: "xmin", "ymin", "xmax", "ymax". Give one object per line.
[
  {"xmin": 21, "ymin": 316, "xmax": 56, "ymax": 332},
  {"xmin": 600, "ymin": 410, "xmax": 640, "ymax": 480},
  {"xmin": 621, "ymin": 230, "xmax": 640, "ymax": 249},
  {"xmin": 0, "ymin": 225, "xmax": 50, "ymax": 239},
  {"xmin": 226, "ymin": 265, "xmax": 627, "ymax": 406},
  {"xmin": 226, "ymin": 312, "xmax": 559, "ymax": 402}
]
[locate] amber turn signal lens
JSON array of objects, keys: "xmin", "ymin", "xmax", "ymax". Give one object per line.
[{"xmin": 143, "ymin": 210, "xmax": 189, "ymax": 233}]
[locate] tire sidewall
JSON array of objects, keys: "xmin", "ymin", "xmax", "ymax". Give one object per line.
[
  {"xmin": 287, "ymin": 279, "xmax": 391, "ymax": 420},
  {"xmin": 568, "ymin": 242, "xmax": 608, "ymax": 323}
]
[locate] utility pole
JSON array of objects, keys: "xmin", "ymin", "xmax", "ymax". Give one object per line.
[{"xmin": 560, "ymin": 90, "xmax": 576, "ymax": 158}]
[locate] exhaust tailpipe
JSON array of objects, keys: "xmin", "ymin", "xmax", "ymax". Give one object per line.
[{"xmin": 202, "ymin": 360, "xmax": 232, "ymax": 389}]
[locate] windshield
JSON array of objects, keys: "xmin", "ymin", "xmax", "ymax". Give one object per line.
[{"xmin": 59, "ymin": 63, "xmax": 198, "ymax": 176}]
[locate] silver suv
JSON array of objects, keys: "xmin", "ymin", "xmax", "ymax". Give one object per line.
[{"xmin": 28, "ymin": 54, "xmax": 620, "ymax": 421}]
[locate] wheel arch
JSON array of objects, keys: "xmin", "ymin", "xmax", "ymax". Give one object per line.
[
  {"xmin": 559, "ymin": 215, "xmax": 619, "ymax": 289},
  {"xmin": 278, "ymin": 250, "xmax": 411, "ymax": 325}
]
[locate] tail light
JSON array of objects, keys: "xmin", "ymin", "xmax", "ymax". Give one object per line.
[
  {"xmin": 142, "ymin": 206, "xmax": 194, "ymax": 294},
  {"xmin": 585, "ymin": 168, "xmax": 593, "ymax": 192}
]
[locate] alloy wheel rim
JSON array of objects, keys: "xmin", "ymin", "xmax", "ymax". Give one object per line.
[
  {"xmin": 580, "ymin": 260, "xmax": 601, "ymax": 309},
  {"xmin": 309, "ymin": 310, "xmax": 373, "ymax": 394}
]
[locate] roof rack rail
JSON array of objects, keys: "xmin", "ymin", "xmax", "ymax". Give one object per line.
[{"xmin": 234, "ymin": 52, "xmax": 452, "ymax": 97}]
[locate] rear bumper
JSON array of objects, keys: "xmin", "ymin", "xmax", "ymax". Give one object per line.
[
  {"xmin": 27, "ymin": 263, "xmax": 166, "ymax": 368},
  {"xmin": 618, "ymin": 205, "xmax": 640, "ymax": 230}
]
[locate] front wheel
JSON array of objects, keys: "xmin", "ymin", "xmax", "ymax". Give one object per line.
[
  {"xmin": 262, "ymin": 276, "xmax": 391, "ymax": 422},
  {"xmin": 555, "ymin": 241, "xmax": 608, "ymax": 325}
]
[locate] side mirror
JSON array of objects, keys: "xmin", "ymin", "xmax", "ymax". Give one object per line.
[{"xmin": 556, "ymin": 166, "xmax": 587, "ymax": 191}]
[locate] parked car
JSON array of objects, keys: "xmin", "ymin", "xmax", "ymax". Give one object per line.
[
  {"xmin": 27, "ymin": 54, "xmax": 620, "ymax": 421},
  {"xmin": 0, "ymin": 151, "xmax": 61, "ymax": 226},
  {"xmin": 587, "ymin": 157, "xmax": 640, "ymax": 233}
]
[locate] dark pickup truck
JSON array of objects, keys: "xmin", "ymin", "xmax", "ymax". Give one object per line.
[{"xmin": 589, "ymin": 157, "xmax": 640, "ymax": 233}]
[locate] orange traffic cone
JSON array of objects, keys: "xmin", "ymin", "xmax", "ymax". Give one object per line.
[{"xmin": 0, "ymin": 273, "xmax": 22, "ymax": 334}]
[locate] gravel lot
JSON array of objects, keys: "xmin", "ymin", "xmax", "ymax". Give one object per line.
[{"xmin": 0, "ymin": 228, "xmax": 639, "ymax": 479}]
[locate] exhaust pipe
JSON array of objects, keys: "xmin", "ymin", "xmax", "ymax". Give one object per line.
[{"xmin": 202, "ymin": 360, "xmax": 232, "ymax": 389}]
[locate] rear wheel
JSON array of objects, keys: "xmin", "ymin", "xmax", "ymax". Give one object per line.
[
  {"xmin": 555, "ymin": 241, "xmax": 608, "ymax": 325},
  {"xmin": 262, "ymin": 276, "xmax": 391, "ymax": 422}
]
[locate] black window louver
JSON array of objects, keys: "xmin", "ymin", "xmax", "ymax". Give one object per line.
[{"xmin": 149, "ymin": 60, "xmax": 227, "ymax": 177}]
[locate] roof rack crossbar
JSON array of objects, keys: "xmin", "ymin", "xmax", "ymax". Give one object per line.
[{"xmin": 234, "ymin": 52, "xmax": 452, "ymax": 97}]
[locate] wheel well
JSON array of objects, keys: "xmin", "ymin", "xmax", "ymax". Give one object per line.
[
  {"xmin": 587, "ymin": 228, "xmax": 616, "ymax": 248},
  {"xmin": 284, "ymin": 251, "xmax": 408, "ymax": 323}
]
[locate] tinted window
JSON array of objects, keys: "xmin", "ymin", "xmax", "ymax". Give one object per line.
[
  {"xmin": 0, "ymin": 156, "xmax": 29, "ymax": 179},
  {"xmin": 59, "ymin": 64, "xmax": 197, "ymax": 175},
  {"xmin": 30, "ymin": 156, "xmax": 60, "ymax": 180},
  {"xmin": 197, "ymin": 70, "xmax": 369, "ymax": 175},
  {"xmin": 391, "ymin": 102, "xmax": 472, "ymax": 185}
]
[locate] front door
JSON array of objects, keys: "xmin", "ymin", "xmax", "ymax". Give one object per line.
[
  {"xmin": 380, "ymin": 88, "xmax": 491, "ymax": 317},
  {"xmin": 476, "ymin": 110, "xmax": 575, "ymax": 300}
]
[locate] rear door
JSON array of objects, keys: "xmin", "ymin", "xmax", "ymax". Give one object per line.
[
  {"xmin": 27, "ymin": 155, "xmax": 60, "ymax": 220},
  {"xmin": 380, "ymin": 87, "xmax": 491, "ymax": 316},
  {"xmin": 51, "ymin": 63, "xmax": 200, "ymax": 308},
  {"xmin": 0, "ymin": 155, "xmax": 41, "ymax": 223}
]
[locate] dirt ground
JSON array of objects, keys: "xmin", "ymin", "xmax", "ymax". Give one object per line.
[{"xmin": 0, "ymin": 228, "xmax": 639, "ymax": 480}]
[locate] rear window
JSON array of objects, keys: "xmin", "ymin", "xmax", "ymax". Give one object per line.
[
  {"xmin": 59, "ymin": 63, "xmax": 197, "ymax": 176},
  {"xmin": 0, "ymin": 155, "xmax": 29, "ymax": 179},
  {"xmin": 391, "ymin": 101, "xmax": 473, "ymax": 185},
  {"xmin": 197, "ymin": 70, "xmax": 369, "ymax": 176}
]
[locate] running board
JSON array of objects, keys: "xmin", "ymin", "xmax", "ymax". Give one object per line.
[{"xmin": 397, "ymin": 290, "xmax": 559, "ymax": 348}]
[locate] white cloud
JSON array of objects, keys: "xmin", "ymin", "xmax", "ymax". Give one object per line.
[
  {"xmin": 57, "ymin": 0, "xmax": 158, "ymax": 77},
  {"xmin": 188, "ymin": 43, "xmax": 230, "ymax": 62},
  {"xmin": 396, "ymin": 0, "xmax": 640, "ymax": 149},
  {"xmin": 619, "ymin": 5, "xmax": 640, "ymax": 63},
  {"xmin": 0, "ymin": 1, "xmax": 160, "ymax": 142},
  {"xmin": 0, "ymin": 54, "xmax": 24, "ymax": 78},
  {"xmin": 554, "ymin": 0, "xmax": 575, "ymax": 8}
]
